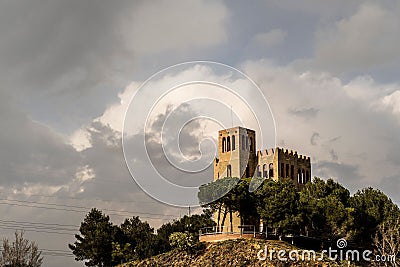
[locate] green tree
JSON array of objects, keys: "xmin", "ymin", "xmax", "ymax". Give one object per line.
[
  {"xmin": 111, "ymin": 242, "xmax": 132, "ymax": 265},
  {"xmin": 113, "ymin": 216, "xmax": 155, "ymax": 262},
  {"xmin": 298, "ymin": 178, "xmax": 353, "ymax": 240},
  {"xmin": 229, "ymin": 177, "xmax": 259, "ymax": 226},
  {"xmin": 350, "ymin": 188, "xmax": 398, "ymax": 247},
  {"xmin": 198, "ymin": 177, "xmax": 239, "ymax": 229},
  {"xmin": 0, "ymin": 230, "xmax": 43, "ymax": 267},
  {"xmin": 154, "ymin": 211, "xmax": 215, "ymax": 254},
  {"xmin": 69, "ymin": 208, "xmax": 116, "ymax": 267},
  {"xmin": 199, "ymin": 177, "xmax": 261, "ymax": 232},
  {"xmin": 256, "ymin": 179, "xmax": 300, "ymax": 239}
]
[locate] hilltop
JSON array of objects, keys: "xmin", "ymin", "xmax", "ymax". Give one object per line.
[
  {"xmin": 68, "ymin": 179, "xmax": 399, "ymax": 266},
  {"xmin": 119, "ymin": 239, "xmax": 354, "ymax": 267}
]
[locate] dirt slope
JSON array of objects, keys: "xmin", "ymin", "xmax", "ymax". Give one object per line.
[{"xmin": 120, "ymin": 239, "xmax": 353, "ymax": 267}]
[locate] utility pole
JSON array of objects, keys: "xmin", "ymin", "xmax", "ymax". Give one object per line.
[{"xmin": 186, "ymin": 206, "xmax": 192, "ymax": 232}]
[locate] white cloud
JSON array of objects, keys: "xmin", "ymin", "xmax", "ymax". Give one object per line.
[
  {"xmin": 314, "ymin": 3, "xmax": 400, "ymax": 72},
  {"xmin": 89, "ymin": 64, "xmax": 274, "ymax": 138},
  {"xmin": 69, "ymin": 128, "xmax": 92, "ymax": 151},
  {"xmin": 242, "ymin": 59, "xmax": 400, "ymax": 201},
  {"xmin": 342, "ymin": 76, "xmax": 400, "ymax": 119},
  {"xmin": 382, "ymin": 90, "xmax": 400, "ymax": 116},
  {"xmin": 97, "ymin": 82, "xmax": 140, "ymax": 133},
  {"xmin": 88, "ymin": 59, "xmax": 400, "ymax": 204}
]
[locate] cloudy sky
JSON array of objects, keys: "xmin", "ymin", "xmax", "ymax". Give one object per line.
[{"xmin": 1, "ymin": 1, "xmax": 400, "ymax": 266}]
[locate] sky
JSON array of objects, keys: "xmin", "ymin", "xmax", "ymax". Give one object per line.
[{"xmin": 1, "ymin": 1, "xmax": 400, "ymax": 266}]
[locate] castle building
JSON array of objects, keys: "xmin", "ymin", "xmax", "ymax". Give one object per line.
[{"xmin": 213, "ymin": 126, "xmax": 311, "ymax": 232}]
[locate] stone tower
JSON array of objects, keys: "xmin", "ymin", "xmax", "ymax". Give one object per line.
[
  {"xmin": 212, "ymin": 126, "xmax": 312, "ymax": 232},
  {"xmin": 213, "ymin": 126, "xmax": 257, "ymax": 180}
]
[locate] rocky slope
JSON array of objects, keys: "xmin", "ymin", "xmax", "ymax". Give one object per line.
[{"xmin": 120, "ymin": 239, "xmax": 356, "ymax": 267}]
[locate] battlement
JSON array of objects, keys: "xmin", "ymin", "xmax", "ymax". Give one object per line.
[
  {"xmin": 256, "ymin": 147, "xmax": 310, "ymax": 162},
  {"xmin": 257, "ymin": 148, "xmax": 275, "ymax": 157},
  {"xmin": 275, "ymin": 147, "xmax": 310, "ymax": 162}
]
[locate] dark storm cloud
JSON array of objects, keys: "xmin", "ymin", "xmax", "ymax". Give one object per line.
[
  {"xmin": 329, "ymin": 136, "xmax": 341, "ymax": 143},
  {"xmin": 0, "ymin": 0, "xmax": 230, "ymax": 133},
  {"xmin": 288, "ymin": 107, "xmax": 319, "ymax": 120},
  {"xmin": 0, "ymin": 0, "xmax": 133, "ymax": 89},
  {"xmin": 313, "ymin": 160, "xmax": 363, "ymax": 191},
  {"xmin": 310, "ymin": 132, "xmax": 320, "ymax": 145},
  {"xmin": 0, "ymin": 92, "xmax": 82, "ymax": 187},
  {"xmin": 329, "ymin": 149, "xmax": 338, "ymax": 161},
  {"xmin": 124, "ymin": 104, "xmax": 214, "ymax": 190},
  {"xmin": 0, "ymin": 0, "xmax": 135, "ymax": 131}
]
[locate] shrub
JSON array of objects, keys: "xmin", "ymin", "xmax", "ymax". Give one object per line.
[{"xmin": 169, "ymin": 232, "xmax": 204, "ymax": 254}]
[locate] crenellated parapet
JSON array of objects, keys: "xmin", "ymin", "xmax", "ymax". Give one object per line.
[
  {"xmin": 257, "ymin": 148, "xmax": 275, "ymax": 158},
  {"xmin": 297, "ymin": 154, "xmax": 311, "ymax": 162}
]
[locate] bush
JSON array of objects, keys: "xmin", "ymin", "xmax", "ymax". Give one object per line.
[{"xmin": 169, "ymin": 232, "xmax": 205, "ymax": 254}]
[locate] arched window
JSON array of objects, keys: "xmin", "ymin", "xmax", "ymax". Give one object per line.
[
  {"xmin": 232, "ymin": 135, "xmax": 235, "ymax": 151},
  {"xmin": 263, "ymin": 164, "xmax": 268, "ymax": 178},
  {"xmin": 222, "ymin": 137, "xmax": 226, "ymax": 153},
  {"xmin": 227, "ymin": 136, "xmax": 231, "ymax": 152},
  {"xmin": 291, "ymin": 165, "xmax": 294, "ymax": 179},
  {"xmin": 286, "ymin": 164, "xmax": 289, "ymax": 178},
  {"xmin": 256, "ymin": 165, "xmax": 261, "ymax": 177},
  {"xmin": 227, "ymin": 165, "xmax": 232, "ymax": 177},
  {"xmin": 306, "ymin": 171, "xmax": 310, "ymax": 183},
  {"xmin": 302, "ymin": 169, "xmax": 305, "ymax": 184},
  {"xmin": 250, "ymin": 137, "xmax": 253, "ymax": 151},
  {"xmin": 269, "ymin": 163, "xmax": 274, "ymax": 178},
  {"xmin": 242, "ymin": 135, "xmax": 245, "ymax": 150},
  {"xmin": 246, "ymin": 136, "xmax": 249, "ymax": 150},
  {"xmin": 297, "ymin": 169, "xmax": 301, "ymax": 184}
]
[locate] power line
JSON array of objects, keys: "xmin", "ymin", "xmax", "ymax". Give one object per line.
[
  {"xmin": 0, "ymin": 193, "xmax": 184, "ymax": 261},
  {"xmin": 1, "ymin": 192, "xmax": 161, "ymax": 205},
  {"xmin": 0, "ymin": 202, "xmax": 173, "ymax": 221},
  {"xmin": 0, "ymin": 219, "xmax": 78, "ymax": 228},
  {"xmin": 0, "ymin": 198, "xmax": 177, "ymax": 218},
  {"xmin": 42, "ymin": 248, "xmax": 71, "ymax": 253},
  {"xmin": 0, "ymin": 224, "xmax": 75, "ymax": 232},
  {"xmin": 0, "ymin": 202, "xmax": 176, "ymax": 221},
  {"xmin": 0, "ymin": 221, "xmax": 76, "ymax": 232},
  {"xmin": 42, "ymin": 253, "xmax": 73, "ymax": 258},
  {"xmin": 0, "ymin": 248, "xmax": 74, "ymax": 258},
  {"xmin": 0, "ymin": 226, "xmax": 73, "ymax": 235}
]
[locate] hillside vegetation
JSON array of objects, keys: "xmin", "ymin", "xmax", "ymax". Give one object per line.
[
  {"xmin": 120, "ymin": 239, "xmax": 352, "ymax": 267},
  {"xmin": 69, "ymin": 177, "xmax": 400, "ymax": 266}
]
